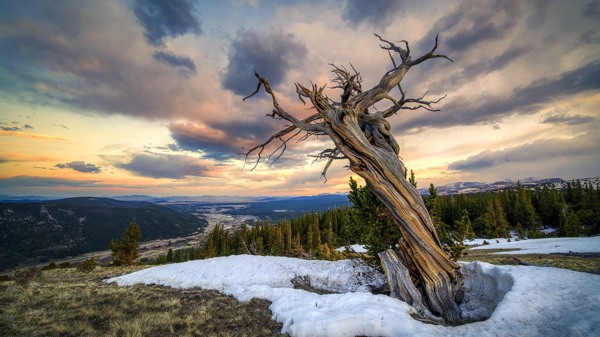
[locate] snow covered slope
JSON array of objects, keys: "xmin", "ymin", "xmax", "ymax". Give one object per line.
[{"xmin": 107, "ymin": 238, "xmax": 600, "ymax": 337}]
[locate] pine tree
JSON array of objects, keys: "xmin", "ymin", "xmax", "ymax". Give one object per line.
[
  {"xmin": 565, "ymin": 211, "xmax": 581, "ymax": 237},
  {"xmin": 347, "ymin": 178, "xmax": 400, "ymax": 262},
  {"xmin": 326, "ymin": 220, "xmax": 334, "ymax": 251},
  {"xmin": 110, "ymin": 217, "xmax": 142, "ymax": 266},
  {"xmin": 428, "ymin": 184, "xmax": 451, "ymax": 245},
  {"xmin": 493, "ymin": 198, "xmax": 510, "ymax": 238},
  {"xmin": 515, "ymin": 222, "xmax": 525, "ymax": 239},
  {"xmin": 311, "ymin": 216, "xmax": 322, "ymax": 257},
  {"xmin": 455, "ymin": 209, "xmax": 475, "ymax": 242},
  {"xmin": 166, "ymin": 248, "xmax": 173, "ymax": 262},
  {"xmin": 307, "ymin": 221, "xmax": 314, "ymax": 257},
  {"xmin": 409, "ymin": 169, "xmax": 417, "ymax": 188},
  {"xmin": 481, "ymin": 198, "xmax": 498, "ymax": 239},
  {"xmin": 204, "ymin": 232, "xmax": 217, "ymax": 258}
]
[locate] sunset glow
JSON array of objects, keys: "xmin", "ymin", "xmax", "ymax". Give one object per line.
[{"xmin": 1, "ymin": 1, "xmax": 598, "ymax": 197}]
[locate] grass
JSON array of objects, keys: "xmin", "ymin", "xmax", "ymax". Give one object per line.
[
  {"xmin": 460, "ymin": 248, "xmax": 600, "ymax": 274},
  {"xmin": 2, "ymin": 252, "xmax": 598, "ymax": 337},
  {"xmin": 0, "ymin": 266, "xmax": 287, "ymax": 337}
]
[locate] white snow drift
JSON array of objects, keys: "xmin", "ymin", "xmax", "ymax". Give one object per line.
[
  {"xmin": 107, "ymin": 238, "xmax": 600, "ymax": 337},
  {"xmin": 469, "ymin": 236, "xmax": 600, "ymax": 254}
]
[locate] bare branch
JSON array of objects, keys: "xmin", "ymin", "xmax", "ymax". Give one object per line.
[
  {"xmin": 242, "ymin": 71, "xmax": 264, "ymax": 101},
  {"xmin": 243, "ymin": 72, "xmax": 326, "ymax": 134},
  {"xmin": 409, "ymin": 34, "xmax": 453, "ymax": 66},
  {"xmin": 308, "ymin": 147, "xmax": 348, "ymax": 182},
  {"xmin": 381, "ymin": 93, "xmax": 447, "ymax": 118},
  {"xmin": 267, "ymin": 129, "xmax": 302, "ymax": 167}
]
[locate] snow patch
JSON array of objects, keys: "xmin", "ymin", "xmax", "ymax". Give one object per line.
[
  {"xmin": 107, "ymin": 239, "xmax": 600, "ymax": 337},
  {"xmin": 336, "ymin": 244, "xmax": 368, "ymax": 253},
  {"xmin": 459, "ymin": 262, "xmax": 514, "ymax": 321},
  {"xmin": 471, "ymin": 236, "xmax": 600, "ymax": 254}
]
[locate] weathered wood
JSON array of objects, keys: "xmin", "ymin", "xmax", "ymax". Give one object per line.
[
  {"xmin": 242, "ymin": 34, "xmax": 463, "ymax": 322},
  {"xmin": 379, "ymin": 249, "xmax": 428, "ymax": 314}
]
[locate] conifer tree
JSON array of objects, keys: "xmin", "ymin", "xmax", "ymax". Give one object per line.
[
  {"xmin": 515, "ymin": 222, "xmax": 526, "ymax": 239},
  {"xmin": 166, "ymin": 248, "xmax": 174, "ymax": 262},
  {"xmin": 493, "ymin": 198, "xmax": 510, "ymax": 238},
  {"xmin": 482, "ymin": 199, "xmax": 498, "ymax": 239},
  {"xmin": 284, "ymin": 222, "xmax": 292, "ymax": 256},
  {"xmin": 110, "ymin": 217, "xmax": 142, "ymax": 266},
  {"xmin": 565, "ymin": 211, "xmax": 581, "ymax": 237},
  {"xmin": 455, "ymin": 210, "xmax": 475, "ymax": 242},
  {"xmin": 409, "ymin": 169, "xmax": 417, "ymax": 188},
  {"xmin": 311, "ymin": 216, "xmax": 322, "ymax": 256},
  {"xmin": 326, "ymin": 220, "xmax": 334, "ymax": 251},
  {"xmin": 347, "ymin": 178, "xmax": 399, "ymax": 261}
]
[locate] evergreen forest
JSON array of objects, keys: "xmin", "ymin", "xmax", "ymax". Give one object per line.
[{"xmin": 149, "ymin": 179, "xmax": 600, "ymax": 265}]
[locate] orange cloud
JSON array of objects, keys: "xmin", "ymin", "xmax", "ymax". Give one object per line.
[{"xmin": 0, "ymin": 130, "xmax": 69, "ymax": 141}]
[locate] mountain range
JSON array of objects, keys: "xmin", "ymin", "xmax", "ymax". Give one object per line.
[{"xmin": 417, "ymin": 177, "xmax": 599, "ymax": 195}]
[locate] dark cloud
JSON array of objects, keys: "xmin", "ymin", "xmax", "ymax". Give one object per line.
[
  {"xmin": 396, "ymin": 58, "xmax": 600, "ymax": 131},
  {"xmin": 430, "ymin": 45, "xmax": 529, "ymax": 90},
  {"xmin": 0, "ymin": 175, "xmax": 101, "ymax": 188},
  {"xmin": 23, "ymin": 124, "xmax": 33, "ymax": 129},
  {"xmin": 169, "ymin": 117, "xmax": 279, "ymax": 160},
  {"xmin": 541, "ymin": 113, "xmax": 596, "ymax": 126},
  {"xmin": 1, "ymin": 126, "xmax": 20, "ymax": 131},
  {"xmin": 448, "ymin": 132, "xmax": 599, "ymax": 171},
  {"xmin": 342, "ymin": 0, "xmax": 403, "ymax": 28},
  {"xmin": 525, "ymin": 0, "xmax": 554, "ymax": 28},
  {"xmin": 152, "ymin": 50, "xmax": 197, "ymax": 76},
  {"xmin": 132, "ymin": 0, "xmax": 202, "ymax": 46},
  {"xmin": 222, "ymin": 30, "xmax": 308, "ymax": 96},
  {"xmin": 583, "ymin": 1, "xmax": 600, "ymax": 19},
  {"xmin": 55, "ymin": 161, "xmax": 102, "ymax": 174},
  {"xmin": 0, "ymin": 3, "xmax": 193, "ymax": 119},
  {"xmin": 580, "ymin": 29, "xmax": 600, "ymax": 44},
  {"xmin": 419, "ymin": 0, "xmax": 521, "ymax": 55},
  {"xmin": 116, "ymin": 153, "xmax": 209, "ymax": 179}
]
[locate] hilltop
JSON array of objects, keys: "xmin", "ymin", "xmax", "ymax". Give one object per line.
[{"xmin": 0, "ymin": 197, "xmax": 206, "ymax": 271}]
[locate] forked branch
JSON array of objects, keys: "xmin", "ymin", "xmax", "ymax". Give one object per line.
[{"xmin": 241, "ymin": 72, "xmax": 329, "ymax": 170}]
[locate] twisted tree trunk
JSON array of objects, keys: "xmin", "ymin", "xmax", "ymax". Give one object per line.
[
  {"xmin": 242, "ymin": 34, "xmax": 463, "ymax": 322},
  {"xmin": 325, "ymin": 109, "xmax": 462, "ymax": 321}
]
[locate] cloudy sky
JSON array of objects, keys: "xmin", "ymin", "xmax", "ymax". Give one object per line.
[{"xmin": 0, "ymin": 0, "xmax": 598, "ymax": 197}]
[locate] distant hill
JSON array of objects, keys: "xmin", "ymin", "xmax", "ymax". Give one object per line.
[
  {"xmin": 418, "ymin": 177, "xmax": 600, "ymax": 196},
  {"xmin": 223, "ymin": 193, "xmax": 351, "ymax": 220},
  {"xmin": 0, "ymin": 197, "xmax": 206, "ymax": 271}
]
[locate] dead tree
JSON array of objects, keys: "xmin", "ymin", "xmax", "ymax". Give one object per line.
[{"xmin": 242, "ymin": 34, "xmax": 462, "ymax": 321}]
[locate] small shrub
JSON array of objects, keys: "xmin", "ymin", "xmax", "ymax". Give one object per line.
[
  {"xmin": 482, "ymin": 240, "xmax": 489, "ymax": 245},
  {"xmin": 507, "ymin": 238, "xmax": 512, "ymax": 242},
  {"xmin": 77, "ymin": 257, "xmax": 96, "ymax": 273},
  {"xmin": 0, "ymin": 274, "xmax": 10, "ymax": 282},
  {"xmin": 42, "ymin": 262, "xmax": 57, "ymax": 270},
  {"xmin": 58, "ymin": 262, "xmax": 72, "ymax": 269},
  {"xmin": 13, "ymin": 266, "xmax": 41, "ymax": 287}
]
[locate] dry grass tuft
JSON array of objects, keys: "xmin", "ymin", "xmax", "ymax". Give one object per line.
[{"xmin": 0, "ymin": 266, "xmax": 287, "ymax": 336}]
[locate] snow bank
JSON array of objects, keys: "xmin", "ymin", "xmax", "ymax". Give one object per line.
[
  {"xmin": 107, "ymin": 253, "xmax": 600, "ymax": 337},
  {"xmin": 464, "ymin": 238, "xmax": 514, "ymax": 246},
  {"xmin": 336, "ymin": 244, "xmax": 368, "ymax": 253},
  {"xmin": 470, "ymin": 236, "xmax": 600, "ymax": 254},
  {"xmin": 107, "ymin": 255, "xmax": 385, "ymax": 294},
  {"xmin": 459, "ymin": 262, "xmax": 514, "ymax": 321}
]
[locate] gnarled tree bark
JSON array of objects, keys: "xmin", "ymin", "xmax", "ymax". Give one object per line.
[{"xmin": 242, "ymin": 34, "xmax": 462, "ymax": 322}]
